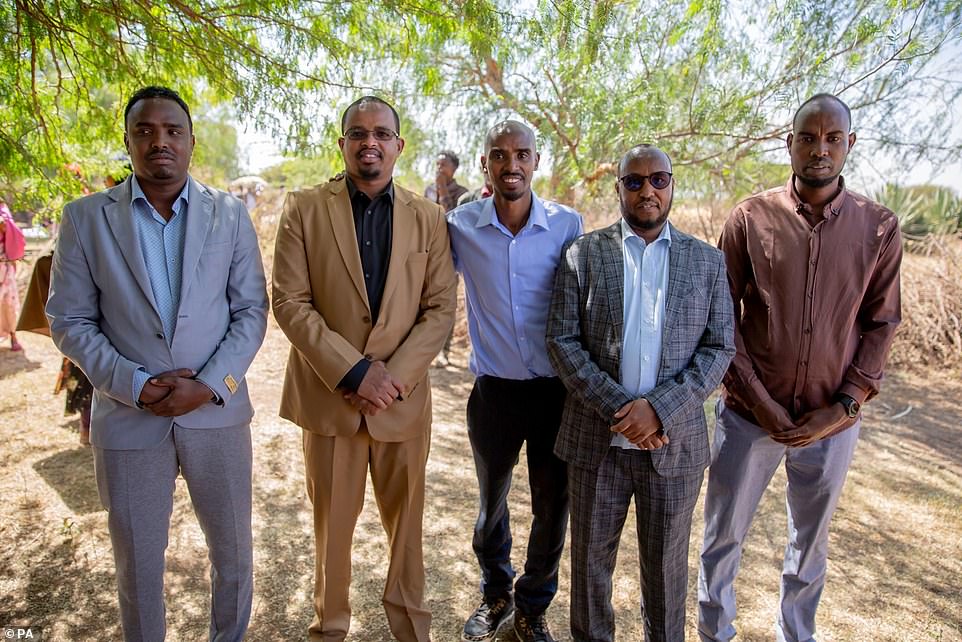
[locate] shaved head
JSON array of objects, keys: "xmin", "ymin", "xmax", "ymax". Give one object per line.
[
  {"xmin": 793, "ymin": 93, "xmax": 852, "ymax": 133},
  {"xmin": 485, "ymin": 120, "xmax": 537, "ymax": 154},
  {"xmin": 618, "ymin": 144, "xmax": 672, "ymax": 175}
]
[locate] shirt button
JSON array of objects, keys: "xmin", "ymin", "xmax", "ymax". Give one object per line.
[
  {"xmin": 810, "ymin": 259, "xmax": 817, "ymax": 265},
  {"xmin": 643, "ymin": 356, "xmax": 650, "ymax": 362},
  {"xmin": 804, "ymin": 327, "xmax": 811, "ymax": 334},
  {"xmin": 519, "ymin": 336, "xmax": 526, "ymax": 341},
  {"xmin": 365, "ymin": 241, "xmax": 371, "ymax": 246},
  {"xmin": 365, "ymin": 273, "xmax": 371, "ymax": 279}
]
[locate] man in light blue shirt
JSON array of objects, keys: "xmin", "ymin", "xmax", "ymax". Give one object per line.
[
  {"xmin": 47, "ymin": 86, "xmax": 268, "ymax": 642},
  {"xmin": 448, "ymin": 120, "xmax": 583, "ymax": 642}
]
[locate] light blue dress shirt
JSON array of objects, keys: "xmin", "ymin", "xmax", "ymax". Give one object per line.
[
  {"xmin": 448, "ymin": 193, "xmax": 583, "ymax": 380},
  {"xmin": 613, "ymin": 218, "xmax": 671, "ymax": 450},
  {"xmin": 130, "ymin": 175, "xmax": 190, "ymax": 402}
]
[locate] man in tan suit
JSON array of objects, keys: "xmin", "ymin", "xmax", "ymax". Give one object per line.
[{"xmin": 272, "ymin": 96, "xmax": 458, "ymax": 642}]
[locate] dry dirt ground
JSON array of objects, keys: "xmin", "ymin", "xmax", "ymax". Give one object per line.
[{"xmin": 1, "ymin": 320, "xmax": 960, "ymax": 642}]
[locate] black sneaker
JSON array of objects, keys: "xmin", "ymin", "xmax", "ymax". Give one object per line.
[
  {"xmin": 513, "ymin": 612, "xmax": 555, "ymax": 642},
  {"xmin": 461, "ymin": 595, "xmax": 515, "ymax": 641}
]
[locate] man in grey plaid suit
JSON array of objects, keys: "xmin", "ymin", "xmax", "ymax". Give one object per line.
[{"xmin": 546, "ymin": 144, "xmax": 735, "ymax": 641}]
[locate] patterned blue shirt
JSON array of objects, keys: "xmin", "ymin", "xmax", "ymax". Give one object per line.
[
  {"xmin": 447, "ymin": 193, "xmax": 583, "ymax": 379},
  {"xmin": 614, "ymin": 218, "xmax": 671, "ymax": 450},
  {"xmin": 130, "ymin": 175, "xmax": 190, "ymax": 402}
]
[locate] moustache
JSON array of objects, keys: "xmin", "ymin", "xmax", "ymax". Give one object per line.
[{"xmin": 147, "ymin": 151, "xmax": 175, "ymax": 160}]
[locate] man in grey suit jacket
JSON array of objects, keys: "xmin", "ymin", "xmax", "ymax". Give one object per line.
[
  {"xmin": 546, "ymin": 144, "xmax": 735, "ymax": 642},
  {"xmin": 46, "ymin": 86, "xmax": 268, "ymax": 642}
]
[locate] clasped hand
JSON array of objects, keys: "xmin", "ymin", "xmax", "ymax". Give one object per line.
[
  {"xmin": 611, "ymin": 398, "xmax": 669, "ymax": 450},
  {"xmin": 342, "ymin": 360, "xmax": 405, "ymax": 416},
  {"xmin": 754, "ymin": 399, "xmax": 853, "ymax": 448},
  {"xmin": 138, "ymin": 368, "xmax": 214, "ymax": 417}
]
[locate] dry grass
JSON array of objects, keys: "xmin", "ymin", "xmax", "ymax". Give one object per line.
[{"xmin": 1, "ymin": 319, "xmax": 961, "ymax": 641}]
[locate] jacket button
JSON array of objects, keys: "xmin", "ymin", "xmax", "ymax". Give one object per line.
[
  {"xmin": 362, "ymin": 316, "xmax": 371, "ymax": 323},
  {"xmin": 364, "ymin": 354, "xmax": 373, "ymax": 360},
  {"xmin": 155, "ymin": 333, "xmax": 164, "ymax": 339}
]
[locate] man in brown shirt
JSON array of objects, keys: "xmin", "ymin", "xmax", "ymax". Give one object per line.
[
  {"xmin": 425, "ymin": 149, "xmax": 470, "ymax": 213},
  {"xmin": 697, "ymin": 94, "xmax": 902, "ymax": 642}
]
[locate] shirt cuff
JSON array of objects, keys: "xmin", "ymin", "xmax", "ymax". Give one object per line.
[
  {"xmin": 338, "ymin": 359, "xmax": 372, "ymax": 393},
  {"xmin": 195, "ymin": 377, "xmax": 223, "ymax": 406},
  {"xmin": 132, "ymin": 368, "xmax": 152, "ymax": 408}
]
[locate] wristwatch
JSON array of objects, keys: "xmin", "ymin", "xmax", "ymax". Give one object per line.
[{"xmin": 834, "ymin": 393, "xmax": 861, "ymax": 418}]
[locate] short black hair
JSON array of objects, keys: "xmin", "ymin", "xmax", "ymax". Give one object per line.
[
  {"xmin": 124, "ymin": 86, "xmax": 192, "ymax": 131},
  {"xmin": 340, "ymin": 96, "xmax": 401, "ymax": 134},
  {"xmin": 793, "ymin": 93, "xmax": 853, "ymax": 132},
  {"xmin": 618, "ymin": 144, "xmax": 672, "ymax": 175},
  {"xmin": 438, "ymin": 150, "xmax": 460, "ymax": 169}
]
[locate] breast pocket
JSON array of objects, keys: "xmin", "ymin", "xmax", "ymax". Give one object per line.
[{"xmin": 406, "ymin": 251, "xmax": 429, "ymax": 281}]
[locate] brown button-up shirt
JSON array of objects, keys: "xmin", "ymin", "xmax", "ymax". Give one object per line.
[
  {"xmin": 425, "ymin": 178, "xmax": 468, "ymax": 213},
  {"xmin": 720, "ymin": 176, "xmax": 902, "ymax": 422}
]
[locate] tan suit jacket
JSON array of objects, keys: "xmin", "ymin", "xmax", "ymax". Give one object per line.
[{"xmin": 272, "ymin": 178, "xmax": 457, "ymax": 442}]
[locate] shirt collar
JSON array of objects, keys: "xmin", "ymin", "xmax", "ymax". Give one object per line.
[
  {"xmin": 346, "ymin": 176, "xmax": 395, "ymax": 204},
  {"xmin": 475, "ymin": 191, "xmax": 549, "ymax": 231},
  {"xmin": 130, "ymin": 175, "xmax": 191, "ymax": 214},
  {"xmin": 787, "ymin": 174, "xmax": 849, "ymax": 219},
  {"xmin": 620, "ymin": 217, "xmax": 671, "ymax": 248}
]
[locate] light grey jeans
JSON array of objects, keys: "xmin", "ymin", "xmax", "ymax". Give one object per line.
[{"xmin": 697, "ymin": 399, "xmax": 859, "ymax": 642}]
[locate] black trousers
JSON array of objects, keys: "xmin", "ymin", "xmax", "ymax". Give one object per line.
[{"xmin": 466, "ymin": 375, "xmax": 569, "ymax": 617}]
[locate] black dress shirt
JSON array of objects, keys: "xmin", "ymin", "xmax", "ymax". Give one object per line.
[{"xmin": 339, "ymin": 177, "xmax": 394, "ymax": 391}]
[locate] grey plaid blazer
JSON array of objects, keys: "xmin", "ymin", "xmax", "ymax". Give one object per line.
[{"xmin": 546, "ymin": 221, "xmax": 735, "ymax": 476}]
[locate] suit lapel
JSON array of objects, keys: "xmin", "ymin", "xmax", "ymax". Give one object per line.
[
  {"xmin": 659, "ymin": 224, "xmax": 694, "ymax": 382},
  {"xmin": 178, "ymin": 179, "xmax": 212, "ymax": 304},
  {"xmin": 103, "ymin": 180, "xmax": 160, "ymax": 314},
  {"xmin": 327, "ymin": 180, "xmax": 370, "ymax": 309},
  {"xmin": 600, "ymin": 222, "xmax": 625, "ymax": 355},
  {"xmin": 378, "ymin": 188, "xmax": 415, "ymax": 325}
]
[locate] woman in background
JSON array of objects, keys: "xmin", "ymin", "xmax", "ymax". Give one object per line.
[{"xmin": 0, "ymin": 200, "xmax": 25, "ymax": 352}]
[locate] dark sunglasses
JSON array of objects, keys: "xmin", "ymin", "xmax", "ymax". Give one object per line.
[
  {"xmin": 618, "ymin": 172, "xmax": 672, "ymax": 191},
  {"xmin": 343, "ymin": 127, "xmax": 399, "ymax": 141}
]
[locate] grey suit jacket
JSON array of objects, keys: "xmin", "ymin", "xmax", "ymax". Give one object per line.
[
  {"xmin": 46, "ymin": 177, "xmax": 269, "ymax": 450},
  {"xmin": 546, "ymin": 221, "xmax": 735, "ymax": 476}
]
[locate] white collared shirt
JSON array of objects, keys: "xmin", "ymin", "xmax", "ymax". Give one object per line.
[{"xmin": 613, "ymin": 218, "xmax": 671, "ymax": 450}]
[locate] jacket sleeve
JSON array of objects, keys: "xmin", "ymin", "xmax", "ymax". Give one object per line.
[
  {"xmin": 384, "ymin": 204, "xmax": 458, "ymax": 389},
  {"xmin": 272, "ymin": 191, "xmax": 367, "ymax": 392},
  {"xmin": 546, "ymin": 238, "xmax": 635, "ymax": 421},
  {"xmin": 642, "ymin": 249, "xmax": 736, "ymax": 433},
  {"xmin": 194, "ymin": 199, "xmax": 269, "ymax": 402},
  {"xmin": 47, "ymin": 205, "xmax": 143, "ymax": 407}
]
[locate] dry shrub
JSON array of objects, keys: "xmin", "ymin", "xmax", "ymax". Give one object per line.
[{"xmin": 890, "ymin": 235, "xmax": 962, "ymax": 374}]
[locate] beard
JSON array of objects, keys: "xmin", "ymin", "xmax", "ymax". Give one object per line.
[
  {"xmin": 796, "ymin": 172, "xmax": 840, "ymax": 188},
  {"xmin": 498, "ymin": 187, "xmax": 526, "ymax": 201},
  {"xmin": 357, "ymin": 165, "xmax": 382, "ymax": 179},
  {"xmin": 620, "ymin": 192, "xmax": 673, "ymax": 233}
]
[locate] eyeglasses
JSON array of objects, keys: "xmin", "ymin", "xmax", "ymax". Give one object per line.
[
  {"xmin": 617, "ymin": 172, "xmax": 672, "ymax": 191},
  {"xmin": 343, "ymin": 127, "xmax": 399, "ymax": 142}
]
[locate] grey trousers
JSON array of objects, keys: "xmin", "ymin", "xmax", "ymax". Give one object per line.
[
  {"xmin": 569, "ymin": 447, "xmax": 703, "ymax": 642},
  {"xmin": 93, "ymin": 422, "xmax": 254, "ymax": 642},
  {"xmin": 697, "ymin": 400, "xmax": 859, "ymax": 642}
]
